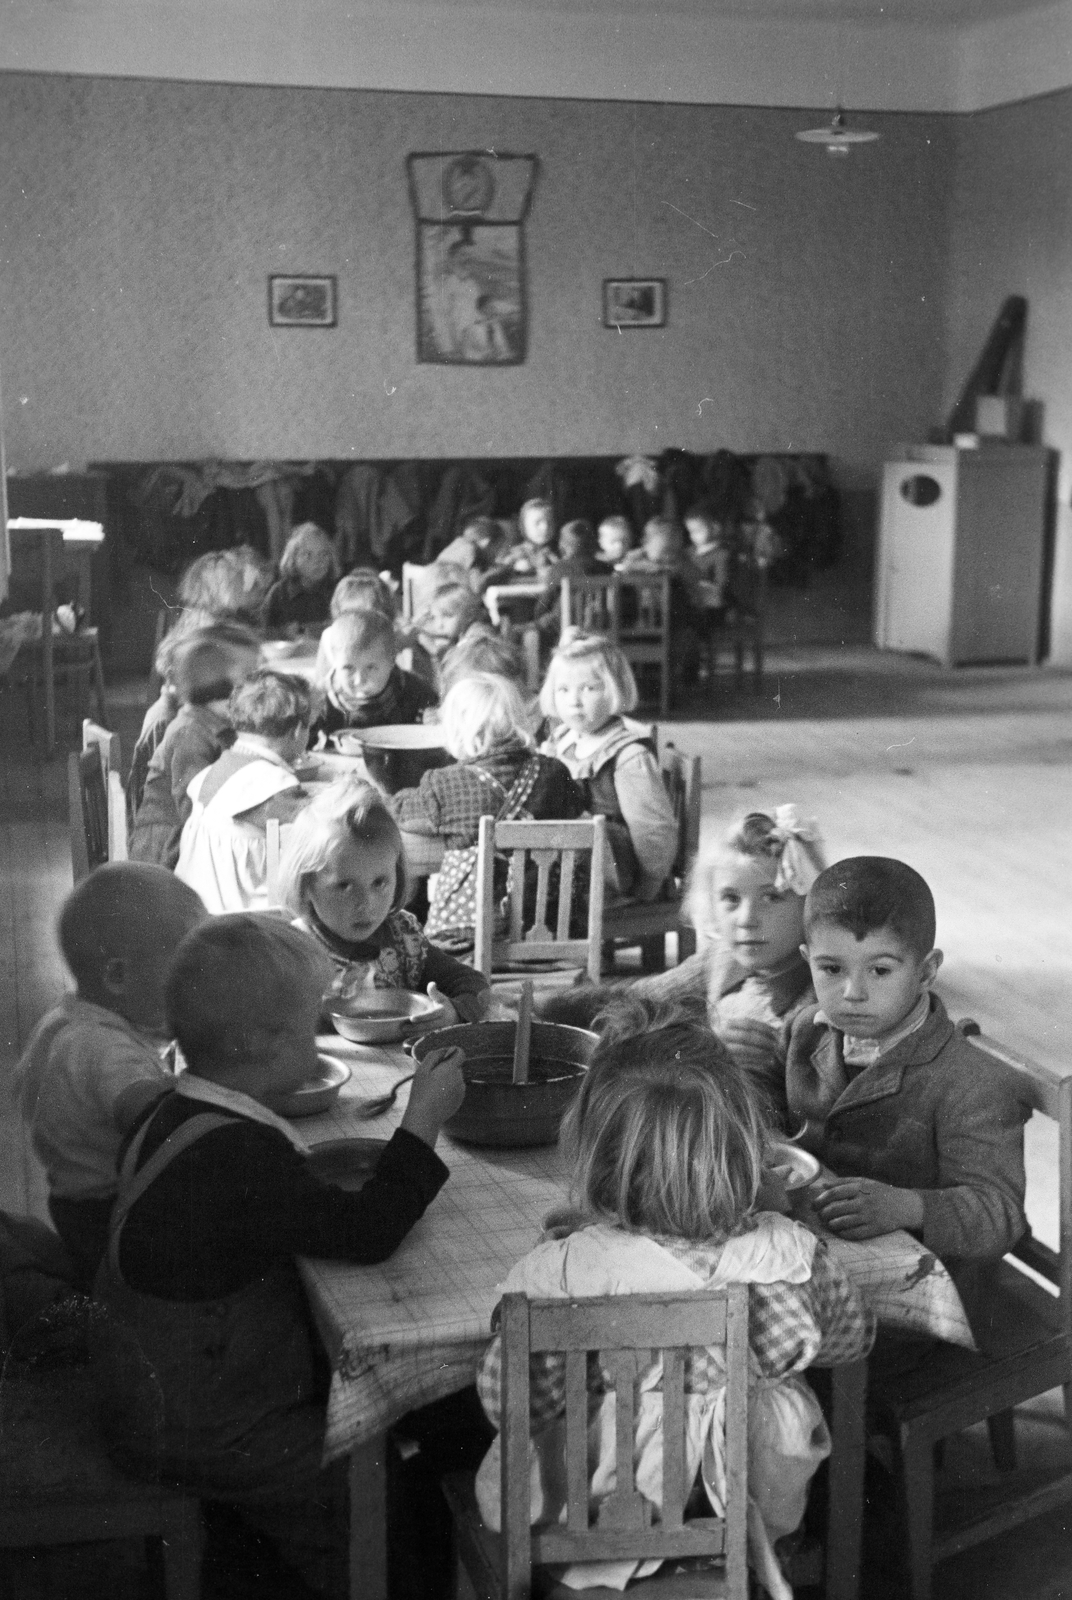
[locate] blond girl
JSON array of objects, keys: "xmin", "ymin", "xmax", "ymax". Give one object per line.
[
  {"xmin": 474, "ymin": 1004, "xmax": 873, "ymax": 1599},
  {"xmin": 265, "ymin": 522, "xmax": 340, "ymax": 632},
  {"xmin": 540, "ymin": 630, "xmax": 677, "ymax": 900}
]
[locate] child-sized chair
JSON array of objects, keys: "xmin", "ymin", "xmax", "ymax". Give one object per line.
[
  {"xmin": 603, "ymin": 740, "xmax": 702, "ymax": 973},
  {"xmin": 443, "ymin": 1286, "xmax": 751, "ymax": 1600},
  {"xmin": 869, "ymin": 1021, "xmax": 1072, "ymax": 1600},
  {"xmin": 561, "ymin": 573, "xmax": 673, "ymax": 718},
  {"xmin": 473, "ymin": 816, "xmax": 606, "ymax": 989}
]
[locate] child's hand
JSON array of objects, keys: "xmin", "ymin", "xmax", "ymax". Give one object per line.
[
  {"xmin": 406, "ymin": 983, "xmax": 458, "ymax": 1034},
  {"xmin": 400, "ymin": 1045, "xmax": 467, "ymax": 1147},
  {"xmin": 717, "ymin": 1018, "xmax": 781, "ymax": 1077},
  {"xmin": 810, "ymin": 1177, "xmax": 924, "ymax": 1240}
]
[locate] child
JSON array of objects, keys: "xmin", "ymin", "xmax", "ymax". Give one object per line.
[
  {"xmin": 438, "ymin": 625, "xmax": 528, "ymax": 697},
  {"xmin": 474, "ymin": 1006, "xmax": 874, "ymax": 1600},
  {"xmin": 504, "ymin": 497, "xmax": 558, "ymax": 579},
  {"xmin": 176, "ymin": 669, "xmax": 317, "ymax": 914},
  {"xmin": 620, "ymin": 513, "xmax": 703, "ymax": 606},
  {"xmin": 15, "ymin": 863, "xmax": 207, "ymax": 1287},
  {"xmin": 389, "ymin": 672, "xmax": 581, "ymax": 950},
  {"xmin": 131, "ymin": 629, "xmax": 259, "ymax": 869},
  {"xmin": 91, "ymin": 913, "xmax": 466, "ymax": 1599},
  {"xmin": 328, "ymin": 568, "xmax": 398, "ymax": 621},
  {"xmin": 791, "ymin": 856, "xmax": 1027, "ymax": 1337},
  {"xmin": 531, "ymin": 519, "xmax": 601, "ymax": 645},
  {"xmin": 595, "ymin": 513, "xmax": 635, "ymax": 570},
  {"xmin": 311, "ymin": 609, "xmax": 437, "ymax": 741},
  {"xmin": 434, "ymin": 516, "xmax": 508, "ymax": 588},
  {"xmin": 407, "ymin": 581, "xmax": 489, "ymax": 692},
  {"xmin": 540, "ymin": 631, "xmax": 677, "ymax": 901},
  {"xmin": 685, "ymin": 505, "xmax": 734, "ymax": 608},
  {"xmin": 279, "ymin": 775, "xmax": 492, "ymax": 1021},
  {"xmin": 264, "ymin": 522, "xmax": 340, "ymax": 631}
]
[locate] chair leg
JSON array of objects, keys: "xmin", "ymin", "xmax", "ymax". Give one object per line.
[
  {"xmin": 899, "ymin": 1431, "xmax": 935, "ymax": 1600},
  {"xmin": 639, "ymin": 935, "xmax": 666, "ymax": 973},
  {"xmin": 987, "ymin": 1410, "xmax": 1017, "ymax": 1473}
]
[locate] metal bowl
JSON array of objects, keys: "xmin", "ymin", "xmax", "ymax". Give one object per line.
[
  {"xmin": 332, "ymin": 725, "xmax": 453, "ymax": 793},
  {"xmin": 329, "ymin": 989, "xmax": 448, "ymax": 1045},
  {"xmin": 765, "ymin": 1142, "xmax": 821, "ymax": 1190},
  {"xmin": 274, "ymin": 1053, "xmax": 351, "ymax": 1118},
  {"xmin": 410, "ymin": 1021, "xmax": 598, "ymax": 1148}
]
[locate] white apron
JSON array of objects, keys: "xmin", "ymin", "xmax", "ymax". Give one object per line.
[
  {"xmin": 475, "ymin": 1218, "xmax": 830, "ymax": 1598},
  {"xmin": 176, "ymin": 755, "xmax": 299, "ymax": 914}
]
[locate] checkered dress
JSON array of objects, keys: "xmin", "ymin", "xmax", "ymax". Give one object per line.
[
  {"xmin": 389, "ymin": 744, "xmax": 582, "ymax": 849},
  {"xmin": 476, "ymin": 1228, "xmax": 874, "ymax": 1430}
]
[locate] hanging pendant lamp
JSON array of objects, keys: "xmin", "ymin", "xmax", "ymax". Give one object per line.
[{"xmin": 795, "ymin": 108, "xmax": 879, "ymax": 157}]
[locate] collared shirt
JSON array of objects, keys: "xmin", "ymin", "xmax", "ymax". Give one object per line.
[
  {"xmin": 816, "ymin": 990, "xmax": 931, "ymax": 1070},
  {"xmin": 174, "ymin": 1072, "xmax": 311, "ymax": 1155}
]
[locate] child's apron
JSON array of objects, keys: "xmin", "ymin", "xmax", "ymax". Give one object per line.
[
  {"xmin": 476, "ymin": 1219, "xmax": 830, "ymax": 1598},
  {"xmin": 91, "ymin": 1109, "xmax": 325, "ymax": 1500}
]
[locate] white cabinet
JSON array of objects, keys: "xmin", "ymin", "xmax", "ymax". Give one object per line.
[{"xmin": 874, "ymin": 444, "xmax": 1050, "ymax": 666}]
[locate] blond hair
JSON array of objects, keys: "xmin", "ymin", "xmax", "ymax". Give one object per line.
[
  {"xmin": 560, "ymin": 1000, "xmax": 765, "ymax": 1241},
  {"xmin": 277, "ymin": 776, "xmax": 409, "ymax": 919},
  {"xmin": 439, "ymin": 672, "xmax": 533, "ymax": 761},
  {"xmin": 279, "ymin": 522, "xmax": 339, "ymax": 585},
  {"xmin": 539, "ymin": 629, "xmax": 637, "ymax": 720},
  {"xmin": 686, "ymin": 808, "xmax": 827, "ymax": 938}
]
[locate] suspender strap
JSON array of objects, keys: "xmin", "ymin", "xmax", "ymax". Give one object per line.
[{"xmin": 107, "ymin": 1108, "xmax": 236, "ymax": 1277}]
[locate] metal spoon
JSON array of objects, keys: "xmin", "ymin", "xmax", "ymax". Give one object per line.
[{"xmin": 354, "ymin": 1073, "xmax": 414, "ymax": 1119}]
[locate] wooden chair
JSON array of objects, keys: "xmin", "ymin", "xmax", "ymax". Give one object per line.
[
  {"xmin": 603, "ymin": 740, "xmax": 703, "ymax": 974},
  {"xmin": 561, "ymin": 573, "xmax": 673, "ymax": 717},
  {"xmin": 473, "ymin": 815, "xmax": 606, "ymax": 988},
  {"xmin": 68, "ymin": 747, "xmax": 109, "ymax": 882},
  {"xmin": 402, "ymin": 561, "xmax": 443, "ymax": 622},
  {"xmin": 83, "ymin": 720, "xmax": 128, "ymax": 863},
  {"xmin": 443, "ymin": 1286, "xmax": 751, "ymax": 1600},
  {"xmin": 8, "ymin": 525, "xmax": 108, "ymax": 753},
  {"xmin": 0, "ymin": 1299, "xmax": 203, "ymax": 1599},
  {"xmin": 869, "ymin": 1022, "xmax": 1072, "ymax": 1600}
]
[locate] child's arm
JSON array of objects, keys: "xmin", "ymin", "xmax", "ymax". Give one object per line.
[
  {"xmin": 801, "ymin": 1239, "xmax": 876, "ymax": 1365},
  {"xmin": 386, "ymin": 772, "xmax": 445, "ymax": 836},
  {"xmin": 612, "ymin": 746, "xmax": 678, "ymax": 900},
  {"xmin": 421, "ymin": 945, "xmax": 492, "ymax": 1023}
]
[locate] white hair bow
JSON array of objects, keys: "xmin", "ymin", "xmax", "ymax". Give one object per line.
[{"xmin": 769, "ymin": 805, "xmax": 824, "ymax": 896}]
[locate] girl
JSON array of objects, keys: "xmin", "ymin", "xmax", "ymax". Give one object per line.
[
  {"xmin": 474, "ymin": 1006, "xmax": 873, "ymax": 1599},
  {"xmin": 684, "ymin": 505, "xmax": 735, "ymax": 609},
  {"xmin": 175, "ymin": 670, "xmax": 316, "ymax": 914},
  {"xmin": 407, "ymin": 581, "xmax": 488, "ymax": 691},
  {"xmin": 389, "ymin": 673, "xmax": 581, "ymax": 951},
  {"xmin": 540, "ymin": 631, "xmax": 677, "ymax": 901},
  {"xmin": 264, "ymin": 522, "xmax": 340, "ymax": 631},
  {"xmin": 279, "ymin": 775, "xmax": 492, "ymax": 1021}
]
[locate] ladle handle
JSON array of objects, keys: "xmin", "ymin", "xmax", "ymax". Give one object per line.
[{"xmin": 512, "ymin": 980, "xmax": 534, "ymax": 1085}]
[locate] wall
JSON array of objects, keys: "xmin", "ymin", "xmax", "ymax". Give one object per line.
[
  {"xmin": 0, "ymin": 73, "xmax": 954, "ymax": 490},
  {"xmin": 946, "ymin": 87, "xmax": 1072, "ymax": 660}
]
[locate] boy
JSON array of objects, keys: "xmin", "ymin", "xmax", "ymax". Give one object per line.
[
  {"xmin": 312, "ymin": 608, "xmax": 437, "ymax": 740},
  {"xmin": 790, "ymin": 856, "xmax": 1026, "ymax": 1337},
  {"xmin": 16, "ymin": 863, "xmax": 207, "ymax": 1286},
  {"xmin": 94, "ymin": 914, "xmax": 466, "ymax": 1599},
  {"xmin": 596, "ymin": 514, "xmax": 634, "ymax": 569}
]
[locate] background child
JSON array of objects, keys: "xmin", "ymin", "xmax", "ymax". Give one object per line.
[
  {"xmin": 312, "ymin": 609, "xmax": 437, "ymax": 740},
  {"xmin": 434, "ymin": 516, "xmax": 509, "ymax": 589},
  {"xmin": 175, "ymin": 545, "xmax": 274, "ymax": 633},
  {"xmin": 176, "ymin": 669, "xmax": 317, "ymax": 914},
  {"xmin": 328, "ymin": 568, "xmax": 398, "ymax": 621},
  {"xmin": 620, "ymin": 514, "xmax": 703, "ymax": 604},
  {"xmin": 596, "ymin": 513, "xmax": 634, "ymax": 569},
  {"xmin": 264, "ymin": 521, "xmax": 340, "ymax": 631},
  {"xmin": 473, "ymin": 1004, "xmax": 873, "ymax": 1600},
  {"xmin": 92, "ymin": 913, "xmax": 466, "ymax": 1599},
  {"xmin": 408, "ymin": 581, "xmax": 488, "ymax": 690},
  {"xmin": 389, "ymin": 672, "xmax": 581, "ymax": 950},
  {"xmin": 279, "ymin": 775, "xmax": 491, "ymax": 1021},
  {"xmin": 792, "ymin": 856, "xmax": 1027, "ymax": 1338},
  {"xmin": 438, "ymin": 626, "xmax": 528, "ymax": 697},
  {"xmin": 684, "ymin": 505, "xmax": 734, "ymax": 609},
  {"xmin": 131, "ymin": 629, "xmax": 259, "ymax": 868},
  {"xmin": 505, "ymin": 497, "xmax": 557, "ymax": 578},
  {"xmin": 15, "ymin": 863, "xmax": 206, "ymax": 1286},
  {"xmin": 540, "ymin": 631, "xmax": 677, "ymax": 901},
  {"xmin": 531, "ymin": 519, "xmax": 601, "ymax": 648}
]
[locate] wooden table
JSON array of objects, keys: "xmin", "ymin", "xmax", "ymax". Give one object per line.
[
  {"xmin": 482, "ymin": 582, "xmax": 545, "ymax": 626},
  {"xmin": 298, "ymin": 1045, "xmax": 974, "ymax": 1600}
]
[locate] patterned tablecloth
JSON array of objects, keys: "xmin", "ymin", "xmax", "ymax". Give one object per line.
[{"xmin": 298, "ymin": 1041, "xmax": 974, "ymax": 1464}]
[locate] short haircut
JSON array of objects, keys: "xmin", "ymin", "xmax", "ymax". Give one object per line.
[
  {"xmin": 559, "ymin": 1000, "xmax": 765, "ymax": 1241},
  {"xmin": 277, "ymin": 776, "xmax": 409, "ymax": 918},
  {"xmin": 320, "ymin": 609, "xmax": 397, "ymax": 665},
  {"xmin": 520, "ymin": 498, "xmax": 553, "ymax": 523},
  {"xmin": 59, "ymin": 862, "xmax": 205, "ymax": 992},
  {"xmin": 558, "ymin": 519, "xmax": 597, "ymax": 561},
  {"xmin": 166, "ymin": 914, "xmax": 332, "ymax": 1071},
  {"xmin": 439, "ymin": 671, "xmax": 533, "ymax": 760},
  {"xmin": 804, "ymin": 856, "xmax": 937, "ymax": 956},
  {"xmin": 539, "ymin": 628, "xmax": 638, "ymax": 719},
  {"xmin": 178, "ymin": 546, "xmax": 273, "ymax": 618},
  {"xmin": 280, "ymin": 522, "xmax": 339, "ymax": 583},
  {"xmin": 228, "ymin": 668, "xmax": 318, "ymax": 737},
  {"xmin": 171, "ymin": 631, "xmax": 255, "ymax": 705},
  {"xmin": 439, "ymin": 628, "xmax": 526, "ymax": 694},
  {"xmin": 643, "ymin": 516, "xmax": 686, "ymax": 558},
  {"xmin": 423, "ymin": 584, "xmax": 486, "ymax": 628},
  {"xmin": 330, "ymin": 570, "xmax": 397, "ymax": 621}
]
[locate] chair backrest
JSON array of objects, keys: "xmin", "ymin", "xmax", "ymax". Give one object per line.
[
  {"xmin": 264, "ymin": 817, "xmax": 295, "ymax": 910},
  {"xmin": 82, "ymin": 721, "xmax": 128, "ymax": 863},
  {"xmin": 660, "ymin": 741, "xmax": 703, "ymax": 883},
  {"xmin": 474, "ymin": 815, "xmax": 606, "ymax": 984},
  {"xmin": 559, "ymin": 572, "xmax": 618, "ymax": 636},
  {"xmin": 68, "ymin": 748, "xmax": 109, "ymax": 882},
  {"xmin": 960, "ymin": 1023, "xmax": 1072, "ymax": 1316},
  {"xmin": 498, "ymin": 1286, "xmax": 750, "ymax": 1597},
  {"xmin": 402, "ymin": 562, "xmax": 443, "ymax": 621},
  {"xmin": 561, "ymin": 572, "xmax": 673, "ymax": 717}
]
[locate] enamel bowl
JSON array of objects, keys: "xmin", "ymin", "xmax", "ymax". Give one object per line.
[
  {"xmin": 275, "ymin": 1053, "xmax": 351, "ymax": 1118},
  {"xmin": 765, "ymin": 1142, "xmax": 821, "ymax": 1190},
  {"xmin": 332, "ymin": 725, "xmax": 452, "ymax": 793},
  {"xmin": 329, "ymin": 989, "xmax": 448, "ymax": 1045}
]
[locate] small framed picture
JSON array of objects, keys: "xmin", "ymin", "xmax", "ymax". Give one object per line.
[
  {"xmin": 268, "ymin": 275, "xmax": 337, "ymax": 327},
  {"xmin": 602, "ymin": 278, "xmax": 667, "ymax": 329}
]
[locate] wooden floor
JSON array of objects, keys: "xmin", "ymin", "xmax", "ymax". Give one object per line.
[{"xmin": 2, "ymin": 654, "xmax": 1071, "ymax": 1597}]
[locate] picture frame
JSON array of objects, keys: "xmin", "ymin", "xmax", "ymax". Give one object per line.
[
  {"xmin": 602, "ymin": 278, "xmax": 667, "ymax": 329},
  {"xmin": 268, "ymin": 275, "xmax": 337, "ymax": 328}
]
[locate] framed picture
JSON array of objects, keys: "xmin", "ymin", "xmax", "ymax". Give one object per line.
[
  {"xmin": 416, "ymin": 222, "xmax": 527, "ymax": 365},
  {"xmin": 602, "ymin": 278, "xmax": 667, "ymax": 329},
  {"xmin": 268, "ymin": 275, "xmax": 337, "ymax": 328}
]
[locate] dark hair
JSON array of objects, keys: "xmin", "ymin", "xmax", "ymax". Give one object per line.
[
  {"xmin": 228, "ymin": 668, "xmax": 318, "ymax": 738},
  {"xmin": 558, "ymin": 519, "xmax": 597, "ymax": 562},
  {"xmin": 460, "ymin": 517, "xmax": 501, "ymax": 548},
  {"xmin": 171, "ymin": 631, "xmax": 255, "ymax": 705},
  {"xmin": 804, "ymin": 856, "xmax": 936, "ymax": 956}
]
